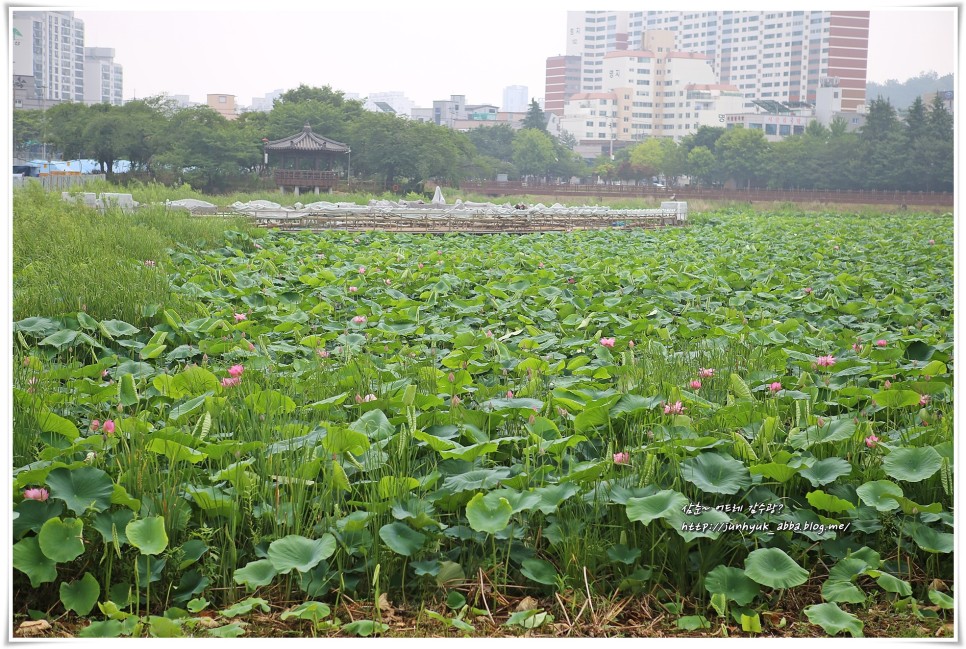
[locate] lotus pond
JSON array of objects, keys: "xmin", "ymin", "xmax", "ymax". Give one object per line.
[{"xmin": 11, "ymin": 196, "xmax": 954, "ymax": 638}]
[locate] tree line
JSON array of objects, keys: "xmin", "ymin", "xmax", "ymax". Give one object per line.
[{"xmin": 12, "ymin": 85, "xmax": 953, "ymax": 194}]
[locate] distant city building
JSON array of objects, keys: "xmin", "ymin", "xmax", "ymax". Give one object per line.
[
  {"xmin": 12, "ymin": 10, "xmax": 86, "ymax": 104},
  {"xmin": 250, "ymin": 89, "xmax": 284, "ymax": 112},
  {"xmin": 544, "ymin": 55, "xmax": 581, "ymax": 116},
  {"xmin": 83, "ymin": 47, "xmax": 123, "ymax": 106},
  {"xmin": 502, "ymin": 85, "xmax": 529, "ymax": 112},
  {"xmin": 564, "ymin": 10, "xmax": 870, "ymax": 112},
  {"xmin": 560, "ymin": 30, "xmax": 745, "ymax": 152},
  {"xmin": 923, "ymin": 90, "xmax": 954, "ymax": 116},
  {"xmin": 207, "ymin": 93, "xmax": 238, "ymax": 120},
  {"xmin": 363, "ymin": 91, "xmax": 415, "ymax": 116},
  {"xmin": 432, "ymin": 95, "xmax": 467, "ymax": 128},
  {"xmin": 168, "ymin": 94, "xmax": 196, "ymax": 108}
]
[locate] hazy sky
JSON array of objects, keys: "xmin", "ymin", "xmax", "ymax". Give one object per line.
[{"xmin": 17, "ymin": 2, "xmax": 963, "ymax": 107}]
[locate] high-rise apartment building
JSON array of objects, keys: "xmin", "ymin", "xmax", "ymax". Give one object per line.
[
  {"xmin": 544, "ymin": 55, "xmax": 581, "ymax": 116},
  {"xmin": 83, "ymin": 47, "xmax": 123, "ymax": 106},
  {"xmin": 563, "ymin": 10, "xmax": 869, "ymax": 111},
  {"xmin": 12, "ymin": 11, "xmax": 87, "ymax": 103},
  {"xmin": 502, "ymin": 85, "xmax": 529, "ymax": 113}
]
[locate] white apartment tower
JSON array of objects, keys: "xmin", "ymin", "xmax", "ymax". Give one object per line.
[
  {"xmin": 564, "ymin": 10, "xmax": 869, "ymax": 111},
  {"xmin": 83, "ymin": 47, "xmax": 123, "ymax": 106},
  {"xmin": 12, "ymin": 11, "xmax": 86, "ymax": 103},
  {"xmin": 502, "ymin": 85, "xmax": 529, "ymax": 113}
]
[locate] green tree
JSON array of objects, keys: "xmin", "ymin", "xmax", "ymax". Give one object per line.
[
  {"xmin": 657, "ymin": 138, "xmax": 687, "ymax": 187},
  {"xmin": 466, "ymin": 123, "xmax": 516, "ymax": 162},
  {"xmin": 685, "ymin": 146, "xmax": 715, "ymax": 187},
  {"xmin": 512, "ymin": 128, "xmax": 556, "ymax": 179},
  {"xmin": 713, "ymin": 126, "xmax": 769, "ymax": 189},
  {"xmin": 349, "ymin": 112, "xmax": 422, "ymax": 188},
  {"xmin": 44, "ymin": 102, "xmax": 90, "ymax": 160},
  {"xmin": 627, "ymin": 139, "xmax": 663, "ymax": 181},
  {"xmin": 83, "ymin": 108, "xmax": 124, "ymax": 174},
  {"xmin": 858, "ymin": 97, "xmax": 905, "ymax": 190},
  {"xmin": 12, "ymin": 110, "xmax": 45, "ymax": 156},
  {"xmin": 924, "ymin": 93, "xmax": 954, "ymax": 192},
  {"xmin": 521, "ymin": 100, "xmax": 547, "ymax": 132}
]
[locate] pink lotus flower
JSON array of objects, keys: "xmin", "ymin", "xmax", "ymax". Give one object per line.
[
  {"xmin": 613, "ymin": 452, "xmax": 629, "ymax": 465},
  {"xmin": 221, "ymin": 377, "xmax": 241, "ymax": 388},
  {"xmin": 144, "ymin": 260, "xmax": 156, "ymax": 267},
  {"xmin": 804, "ymin": 287, "xmax": 813, "ymax": 295},
  {"xmin": 228, "ymin": 364, "xmax": 244, "ymax": 378},
  {"xmin": 769, "ymin": 382, "xmax": 782, "ymax": 393},
  {"xmin": 448, "ymin": 372, "xmax": 456, "ymax": 383},
  {"xmin": 317, "ymin": 348, "xmax": 330, "ymax": 358},
  {"xmin": 628, "ymin": 340, "xmax": 635, "ymax": 348},
  {"xmin": 353, "ymin": 316, "xmax": 366, "ymax": 324},
  {"xmin": 254, "ymin": 243, "xmax": 262, "ymax": 250},
  {"xmin": 485, "ymin": 330, "xmax": 493, "ymax": 338},
  {"xmin": 865, "ymin": 434, "xmax": 879, "ymax": 448},
  {"xmin": 358, "ymin": 266, "xmax": 366, "ymax": 274},
  {"xmin": 876, "ymin": 339, "xmax": 887, "ymax": 347},
  {"xmin": 363, "ymin": 394, "xmax": 377, "ymax": 402},
  {"xmin": 852, "ymin": 342, "xmax": 863, "ymax": 353},
  {"xmin": 103, "ymin": 420, "xmax": 116, "ymax": 435},
  {"xmin": 600, "ymin": 337, "xmax": 615, "ymax": 348},
  {"xmin": 385, "ymin": 279, "xmax": 392, "ymax": 285},
  {"xmin": 664, "ymin": 401, "xmax": 685, "ymax": 415},
  {"xmin": 528, "ymin": 413, "xmax": 536, "ymax": 425},
  {"xmin": 247, "ymin": 341, "xmax": 256, "ymax": 351},
  {"xmin": 538, "ymin": 262, "xmax": 544, "ymax": 268},
  {"xmin": 567, "ymin": 277, "xmax": 575, "ymax": 284},
  {"xmin": 91, "ymin": 419, "xmax": 101, "ymax": 431},
  {"xmin": 919, "ymin": 394, "xmax": 930, "ymax": 406},
  {"xmin": 690, "ymin": 380, "xmax": 702, "ymax": 390},
  {"xmin": 234, "ymin": 313, "xmax": 246, "ymax": 322},
  {"xmin": 23, "ymin": 488, "xmax": 49, "ymax": 502},
  {"xmin": 451, "ymin": 395, "xmax": 461, "ymax": 407},
  {"xmin": 884, "ymin": 380, "xmax": 892, "ymax": 389},
  {"xmin": 418, "ymin": 263, "xmax": 424, "ymax": 269},
  {"xmin": 929, "ymin": 239, "xmax": 935, "ymax": 245},
  {"xmin": 815, "ymin": 355, "xmax": 837, "ymax": 368},
  {"xmin": 698, "ymin": 368, "xmax": 714, "ymax": 378},
  {"xmin": 506, "ymin": 390, "xmax": 514, "ymax": 399},
  {"xmin": 817, "ymin": 417, "xmax": 825, "ymax": 428},
  {"xmin": 437, "ymin": 250, "xmax": 443, "ymax": 255}
]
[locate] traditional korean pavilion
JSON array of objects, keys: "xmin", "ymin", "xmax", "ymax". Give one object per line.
[{"xmin": 262, "ymin": 123, "xmax": 350, "ymax": 195}]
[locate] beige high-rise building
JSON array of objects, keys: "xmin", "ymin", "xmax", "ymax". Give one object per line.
[{"xmin": 207, "ymin": 94, "xmax": 238, "ymax": 120}]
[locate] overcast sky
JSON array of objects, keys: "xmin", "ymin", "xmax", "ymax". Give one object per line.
[{"xmin": 15, "ymin": 2, "xmax": 962, "ymax": 107}]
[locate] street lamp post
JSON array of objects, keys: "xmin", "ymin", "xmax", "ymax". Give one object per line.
[{"xmin": 346, "ymin": 148, "xmax": 351, "ymax": 186}]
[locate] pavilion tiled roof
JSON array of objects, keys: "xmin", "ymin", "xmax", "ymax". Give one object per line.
[{"xmin": 263, "ymin": 123, "xmax": 350, "ymax": 153}]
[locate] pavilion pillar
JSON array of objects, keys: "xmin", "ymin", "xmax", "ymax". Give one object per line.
[
  {"xmin": 294, "ymin": 186, "xmax": 300, "ymax": 197},
  {"xmin": 314, "ymin": 186, "xmax": 320, "ymax": 195}
]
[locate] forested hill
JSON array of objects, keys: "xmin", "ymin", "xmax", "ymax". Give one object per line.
[{"xmin": 866, "ymin": 72, "xmax": 954, "ymax": 110}]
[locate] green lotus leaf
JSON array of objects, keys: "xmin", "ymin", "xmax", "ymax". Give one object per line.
[
  {"xmin": 625, "ymin": 490, "xmax": 689, "ymax": 526},
  {"xmin": 60, "ymin": 572, "xmax": 101, "ymax": 615},
  {"xmin": 744, "ymin": 548, "xmax": 809, "ymax": 589},
  {"xmin": 804, "ymin": 602, "xmax": 864, "ymax": 637},
  {"xmin": 267, "ymin": 534, "xmax": 336, "ymax": 574},
  {"xmin": 870, "ymin": 389, "xmax": 923, "ymax": 408},
  {"xmin": 680, "ymin": 452, "xmax": 751, "ymax": 495},
  {"xmin": 881, "ymin": 446, "xmax": 942, "ymax": 483},
  {"xmin": 465, "ymin": 492, "xmax": 513, "ymax": 534},
  {"xmin": 38, "ymin": 516, "xmax": 85, "ymax": 563},
  {"xmin": 855, "ymin": 480, "xmax": 903, "ymax": 512},
  {"xmin": 46, "ymin": 466, "xmax": 115, "ymax": 515},
  {"xmin": 799, "ymin": 457, "xmax": 852, "ymax": 487},
  {"xmin": 520, "ymin": 558, "xmax": 559, "ymax": 585},
  {"xmin": 126, "ymin": 516, "xmax": 169, "ymax": 555},
  {"xmin": 378, "ymin": 522, "xmax": 427, "ymax": 556},
  {"xmin": 13, "ymin": 536, "xmax": 58, "ymax": 587},
  {"xmin": 704, "ymin": 565, "xmax": 760, "ymax": 605},
  {"xmin": 233, "ymin": 559, "xmax": 277, "ymax": 589},
  {"xmin": 805, "ymin": 490, "xmax": 855, "ymax": 514}
]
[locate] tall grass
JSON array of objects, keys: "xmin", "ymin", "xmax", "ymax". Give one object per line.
[{"xmin": 13, "ymin": 183, "xmax": 257, "ymax": 326}]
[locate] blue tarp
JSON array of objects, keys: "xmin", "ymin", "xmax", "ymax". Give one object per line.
[{"xmin": 26, "ymin": 159, "xmax": 132, "ymax": 173}]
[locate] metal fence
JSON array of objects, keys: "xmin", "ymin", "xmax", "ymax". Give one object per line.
[
  {"xmin": 13, "ymin": 174, "xmax": 107, "ymax": 191},
  {"xmin": 460, "ymin": 181, "xmax": 954, "ymax": 207}
]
